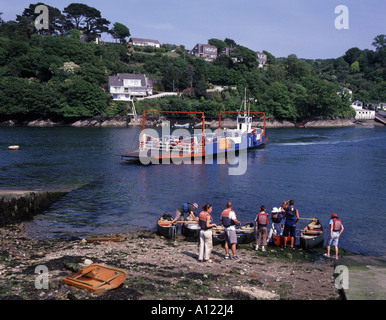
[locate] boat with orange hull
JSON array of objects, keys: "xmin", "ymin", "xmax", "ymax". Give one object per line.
[{"xmin": 62, "ymin": 264, "xmax": 127, "ymax": 294}]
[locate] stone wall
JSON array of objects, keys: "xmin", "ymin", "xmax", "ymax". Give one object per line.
[{"xmin": 0, "ymin": 190, "xmax": 69, "ymax": 226}]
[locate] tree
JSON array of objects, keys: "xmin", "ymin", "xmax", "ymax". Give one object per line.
[
  {"xmin": 350, "ymin": 61, "xmax": 360, "ymax": 73},
  {"xmin": 109, "ymin": 22, "xmax": 130, "ymax": 43},
  {"xmin": 60, "ymin": 76, "xmax": 107, "ymax": 117},
  {"xmin": 231, "ymin": 46, "xmax": 258, "ymax": 69},
  {"xmin": 63, "ymin": 3, "xmax": 110, "ymax": 42},
  {"xmin": 224, "ymin": 38, "xmax": 238, "ymax": 49},
  {"xmin": 208, "ymin": 38, "xmax": 227, "ymax": 53},
  {"xmin": 17, "ymin": 3, "xmax": 66, "ymax": 36},
  {"xmin": 263, "ymin": 50, "xmax": 276, "ymax": 65},
  {"xmin": 372, "ymin": 34, "xmax": 386, "ymax": 52},
  {"xmin": 343, "ymin": 47, "xmax": 361, "ymax": 65},
  {"xmin": 283, "ymin": 54, "xmax": 311, "ymax": 79}
]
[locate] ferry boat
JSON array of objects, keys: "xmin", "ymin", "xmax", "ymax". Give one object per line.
[{"xmin": 119, "ymin": 101, "xmax": 267, "ymax": 163}]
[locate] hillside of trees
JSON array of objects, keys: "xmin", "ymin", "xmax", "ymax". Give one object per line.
[{"xmin": 0, "ymin": 3, "xmax": 385, "ymax": 123}]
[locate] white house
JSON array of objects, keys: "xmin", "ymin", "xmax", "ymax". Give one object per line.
[
  {"xmin": 256, "ymin": 51, "xmax": 267, "ymax": 68},
  {"xmin": 376, "ymin": 102, "xmax": 386, "ymax": 111},
  {"xmin": 108, "ymin": 74, "xmax": 154, "ymax": 101},
  {"xmin": 128, "ymin": 37, "xmax": 161, "ymax": 48},
  {"xmin": 351, "ymin": 100, "xmax": 375, "ymax": 120},
  {"xmin": 352, "ymin": 100, "xmax": 363, "ymax": 110}
]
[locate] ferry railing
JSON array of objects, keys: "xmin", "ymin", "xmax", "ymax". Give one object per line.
[{"xmin": 142, "ymin": 110, "xmax": 206, "ymax": 156}]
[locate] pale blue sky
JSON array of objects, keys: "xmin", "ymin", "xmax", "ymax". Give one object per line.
[{"xmin": 1, "ymin": 0, "xmax": 385, "ymax": 59}]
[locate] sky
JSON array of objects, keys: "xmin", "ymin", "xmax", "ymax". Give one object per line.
[{"xmin": 1, "ymin": 0, "xmax": 385, "ymax": 59}]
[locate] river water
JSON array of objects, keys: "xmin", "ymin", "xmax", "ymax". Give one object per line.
[{"xmin": 0, "ymin": 125, "xmax": 385, "ymax": 257}]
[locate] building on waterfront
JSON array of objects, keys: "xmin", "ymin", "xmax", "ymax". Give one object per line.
[
  {"xmin": 352, "ymin": 100, "xmax": 363, "ymax": 109},
  {"xmin": 108, "ymin": 74, "xmax": 155, "ymax": 101},
  {"xmin": 128, "ymin": 37, "xmax": 161, "ymax": 48},
  {"xmin": 376, "ymin": 102, "xmax": 386, "ymax": 111},
  {"xmin": 190, "ymin": 43, "xmax": 218, "ymax": 61},
  {"xmin": 351, "ymin": 100, "xmax": 375, "ymax": 120}
]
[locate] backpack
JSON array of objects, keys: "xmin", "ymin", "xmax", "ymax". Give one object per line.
[
  {"xmin": 286, "ymin": 206, "xmax": 297, "ymax": 220},
  {"xmin": 332, "ymin": 218, "xmax": 342, "ymax": 231},
  {"xmin": 258, "ymin": 212, "xmax": 268, "ymax": 225},
  {"xmin": 271, "ymin": 211, "xmax": 282, "ymax": 223}
]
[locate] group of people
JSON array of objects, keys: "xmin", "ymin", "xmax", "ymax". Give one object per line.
[{"xmin": 171, "ymin": 200, "xmax": 344, "ymax": 262}]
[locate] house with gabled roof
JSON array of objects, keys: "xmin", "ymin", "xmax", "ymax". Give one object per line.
[
  {"xmin": 128, "ymin": 37, "xmax": 161, "ymax": 48},
  {"xmin": 190, "ymin": 43, "xmax": 218, "ymax": 61},
  {"xmin": 108, "ymin": 74, "xmax": 155, "ymax": 101}
]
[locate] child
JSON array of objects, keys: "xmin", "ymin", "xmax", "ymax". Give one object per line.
[
  {"xmin": 255, "ymin": 205, "xmax": 269, "ymax": 251},
  {"xmin": 267, "ymin": 207, "xmax": 283, "ymax": 244},
  {"xmin": 324, "ymin": 213, "xmax": 344, "ymax": 260}
]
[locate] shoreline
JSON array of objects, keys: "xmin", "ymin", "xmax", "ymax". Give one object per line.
[
  {"xmin": 0, "ymin": 116, "xmax": 384, "ymax": 128},
  {"xmin": 0, "ymin": 222, "xmax": 343, "ymax": 300}
]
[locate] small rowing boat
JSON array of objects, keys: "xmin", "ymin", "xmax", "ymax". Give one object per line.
[
  {"xmin": 86, "ymin": 236, "xmax": 126, "ymax": 243},
  {"xmin": 62, "ymin": 263, "xmax": 127, "ymax": 294},
  {"xmin": 181, "ymin": 220, "xmax": 201, "ymax": 238},
  {"xmin": 156, "ymin": 213, "xmax": 177, "ymax": 239},
  {"xmin": 299, "ymin": 218, "xmax": 324, "ymax": 249},
  {"xmin": 8, "ymin": 145, "xmax": 19, "ymax": 150},
  {"xmin": 212, "ymin": 222, "xmax": 255, "ymax": 245}
]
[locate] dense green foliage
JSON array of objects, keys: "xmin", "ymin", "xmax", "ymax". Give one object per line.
[{"xmin": 0, "ymin": 3, "xmax": 384, "ymax": 122}]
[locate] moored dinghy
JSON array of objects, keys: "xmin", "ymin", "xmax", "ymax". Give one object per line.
[
  {"xmin": 212, "ymin": 222, "xmax": 255, "ymax": 246},
  {"xmin": 181, "ymin": 220, "xmax": 201, "ymax": 238},
  {"xmin": 156, "ymin": 213, "xmax": 177, "ymax": 239},
  {"xmin": 299, "ymin": 218, "xmax": 324, "ymax": 249}
]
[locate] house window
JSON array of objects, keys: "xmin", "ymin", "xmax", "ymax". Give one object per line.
[{"xmin": 124, "ymin": 79, "xmax": 141, "ymax": 87}]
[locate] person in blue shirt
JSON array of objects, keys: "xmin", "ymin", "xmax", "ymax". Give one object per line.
[
  {"xmin": 324, "ymin": 213, "xmax": 344, "ymax": 260},
  {"xmin": 283, "ymin": 200, "xmax": 300, "ymax": 249},
  {"xmin": 171, "ymin": 203, "xmax": 198, "ymax": 233}
]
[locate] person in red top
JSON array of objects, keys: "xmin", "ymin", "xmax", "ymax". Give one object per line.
[{"xmin": 255, "ymin": 205, "xmax": 269, "ymax": 251}]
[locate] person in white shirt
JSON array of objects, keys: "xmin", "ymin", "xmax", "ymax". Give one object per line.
[{"xmin": 221, "ymin": 202, "xmax": 241, "ymax": 260}]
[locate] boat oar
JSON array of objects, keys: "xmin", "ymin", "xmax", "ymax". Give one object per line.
[
  {"xmin": 302, "ymin": 230, "xmax": 323, "ymax": 235},
  {"xmin": 174, "ymin": 220, "xmax": 198, "ymax": 225}
]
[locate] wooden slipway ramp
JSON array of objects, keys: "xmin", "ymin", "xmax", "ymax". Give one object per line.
[{"xmin": 0, "ymin": 189, "xmax": 70, "ymax": 226}]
